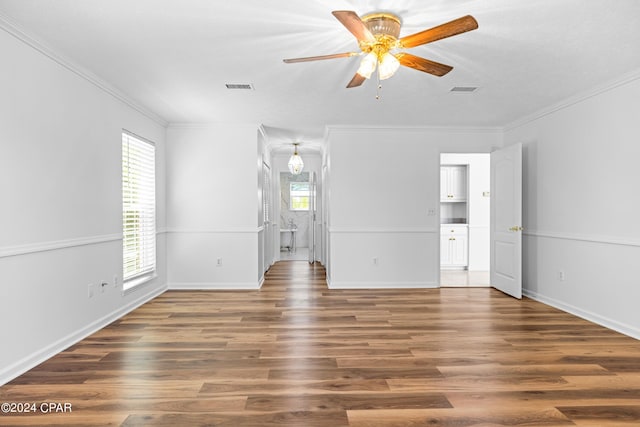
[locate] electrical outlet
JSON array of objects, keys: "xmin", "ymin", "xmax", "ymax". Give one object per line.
[
  {"xmin": 558, "ymin": 271, "xmax": 565, "ymax": 281},
  {"xmin": 113, "ymin": 275, "xmax": 119, "ymax": 288},
  {"xmin": 217, "ymin": 258, "xmax": 223, "ymax": 266},
  {"xmin": 372, "ymin": 257, "xmax": 379, "ymax": 266},
  {"xmin": 88, "ymin": 283, "xmax": 95, "ymax": 298}
]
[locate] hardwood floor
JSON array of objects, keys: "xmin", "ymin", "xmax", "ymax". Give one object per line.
[{"xmin": 1, "ymin": 261, "xmax": 640, "ymax": 426}]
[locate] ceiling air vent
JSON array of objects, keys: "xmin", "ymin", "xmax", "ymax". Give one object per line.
[
  {"xmin": 225, "ymin": 83, "xmax": 254, "ymax": 90},
  {"xmin": 450, "ymin": 86, "xmax": 478, "ymax": 93}
]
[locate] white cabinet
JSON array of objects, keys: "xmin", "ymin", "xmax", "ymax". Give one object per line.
[
  {"xmin": 440, "ymin": 165, "xmax": 468, "ymax": 268},
  {"xmin": 441, "ymin": 225, "xmax": 468, "ymax": 268},
  {"xmin": 441, "ymin": 165, "xmax": 467, "ymax": 202}
]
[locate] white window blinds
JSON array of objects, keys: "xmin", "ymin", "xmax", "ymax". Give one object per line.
[{"xmin": 122, "ymin": 132, "xmax": 156, "ymax": 287}]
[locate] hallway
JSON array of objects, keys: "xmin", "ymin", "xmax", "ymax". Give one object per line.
[{"xmin": 1, "ymin": 261, "xmax": 639, "ymax": 426}]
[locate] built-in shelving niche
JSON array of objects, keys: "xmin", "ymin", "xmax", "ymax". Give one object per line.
[{"xmin": 441, "ymin": 202, "xmax": 467, "ymax": 224}]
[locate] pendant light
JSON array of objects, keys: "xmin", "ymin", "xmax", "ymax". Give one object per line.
[{"xmin": 288, "ymin": 142, "xmax": 304, "ymax": 175}]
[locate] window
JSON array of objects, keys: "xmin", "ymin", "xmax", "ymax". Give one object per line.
[
  {"xmin": 290, "ymin": 181, "xmax": 310, "ymax": 211},
  {"xmin": 122, "ymin": 131, "xmax": 156, "ymax": 291}
]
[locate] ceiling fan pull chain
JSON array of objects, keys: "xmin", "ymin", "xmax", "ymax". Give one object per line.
[{"xmin": 376, "ymin": 70, "xmax": 382, "ymax": 100}]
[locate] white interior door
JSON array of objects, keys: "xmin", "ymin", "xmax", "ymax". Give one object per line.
[
  {"xmin": 262, "ymin": 162, "xmax": 272, "ymax": 273},
  {"xmin": 490, "ymin": 143, "xmax": 523, "ymax": 298},
  {"xmin": 308, "ymin": 171, "xmax": 316, "ymax": 264}
]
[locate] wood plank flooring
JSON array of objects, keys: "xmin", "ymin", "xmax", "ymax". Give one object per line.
[{"xmin": 1, "ymin": 261, "xmax": 640, "ymax": 426}]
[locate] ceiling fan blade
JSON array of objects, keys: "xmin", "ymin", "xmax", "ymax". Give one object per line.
[
  {"xmin": 346, "ymin": 73, "xmax": 366, "ymax": 88},
  {"xmin": 396, "ymin": 53, "xmax": 453, "ymax": 76},
  {"xmin": 283, "ymin": 52, "xmax": 359, "ymax": 63},
  {"xmin": 399, "ymin": 15, "xmax": 478, "ymax": 48},
  {"xmin": 332, "ymin": 10, "xmax": 375, "ymax": 43}
]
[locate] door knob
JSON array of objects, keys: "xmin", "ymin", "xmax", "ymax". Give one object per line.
[{"xmin": 509, "ymin": 226, "xmax": 523, "ymax": 232}]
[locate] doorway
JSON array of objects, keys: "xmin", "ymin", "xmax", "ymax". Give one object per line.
[
  {"xmin": 439, "ymin": 153, "xmax": 491, "ymax": 287},
  {"xmin": 279, "ymin": 171, "xmax": 311, "ymax": 261}
]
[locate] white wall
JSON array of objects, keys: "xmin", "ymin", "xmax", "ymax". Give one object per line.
[
  {"xmin": 441, "ymin": 153, "xmax": 491, "ymax": 271},
  {"xmin": 166, "ymin": 124, "xmax": 263, "ymax": 289},
  {"xmin": 326, "ymin": 127, "xmax": 499, "ymax": 288},
  {"xmin": 0, "ymin": 27, "xmax": 167, "ymax": 385},
  {"xmin": 505, "ymin": 73, "xmax": 640, "ymax": 338}
]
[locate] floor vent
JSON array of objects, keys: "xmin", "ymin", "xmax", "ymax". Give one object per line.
[
  {"xmin": 450, "ymin": 86, "xmax": 478, "ymax": 93},
  {"xmin": 225, "ymin": 83, "xmax": 254, "ymax": 90}
]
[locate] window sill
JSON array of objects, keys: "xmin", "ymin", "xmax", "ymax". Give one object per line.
[{"xmin": 123, "ymin": 273, "xmax": 157, "ymax": 296}]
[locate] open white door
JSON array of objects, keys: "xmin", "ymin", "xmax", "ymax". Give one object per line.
[
  {"xmin": 262, "ymin": 162, "xmax": 272, "ymax": 273},
  {"xmin": 490, "ymin": 143, "xmax": 523, "ymax": 298},
  {"xmin": 308, "ymin": 172, "xmax": 316, "ymax": 264}
]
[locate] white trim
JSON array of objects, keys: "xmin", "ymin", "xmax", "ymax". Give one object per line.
[
  {"xmin": 327, "ymin": 279, "xmax": 438, "ymax": 289},
  {"xmin": 167, "ymin": 123, "xmax": 261, "ymax": 130},
  {"xmin": 169, "ymin": 282, "xmax": 262, "ymax": 290},
  {"xmin": 326, "ymin": 124, "xmax": 503, "ymax": 134},
  {"xmin": 0, "ymin": 12, "xmax": 168, "ymax": 127},
  {"xmin": 0, "ymin": 284, "xmax": 167, "ymax": 386},
  {"xmin": 123, "ymin": 273, "xmax": 157, "ymax": 295},
  {"xmin": 329, "ymin": 227, "xmax": 438, "ymax": 234},
  {"xmin": 505, "ymin": 68, "xmax": 640, "ymax": 131},
  {"xmin": 524, "ymin": 230, "xmax": 640, "ymax": 248},
  {"xmin": 0, "ymin": 234, "xmax": 122, "ymax": 258},
  {"xmin": 523, "ymin": 289, "xmax": 640, "ymax": 341},
  {"xmin": 166, "ymin": 227, "xmax": 263, "ymax": 234}
]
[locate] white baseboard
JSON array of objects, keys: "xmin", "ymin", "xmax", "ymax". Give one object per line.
[
  {"xmin": 523, "ymin": 289, "xmax": 640, "ymax": 340},
  {"xmin": 169, "ymin": 282, "xmax": 262, "ymax": 290},
  {"xmin": 0, "ymin": 284, "xmax": 167, "ymax": 386},
  {"xmin": 327, "ymin": 280, "xmax": 439, "ymax": 289}
]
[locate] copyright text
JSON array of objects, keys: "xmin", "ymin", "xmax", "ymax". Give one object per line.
[{"xmin": 1, "ymin": 402, "xmax": 73, "ymax": 414}]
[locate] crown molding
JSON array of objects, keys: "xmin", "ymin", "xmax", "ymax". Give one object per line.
[
  {"xmin": 505, "ymin": 67, "xmax": 640, "ymax": 131},
  {"xmin": 0, "ymin": 12, "xmax": 168, "ymax": 128},
  {"xmin": 166, "ymin": 122, "xmax": 262, "ymax": 131},
  {"xmin": 326, "ymin": 124, "xmax": 504, "ymax": 134}
]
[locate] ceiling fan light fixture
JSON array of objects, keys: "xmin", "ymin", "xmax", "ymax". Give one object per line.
[
  {"xmin": 361, "ymin": 12, "xmax": 402, "ymax": 38},
  {"xmin": 378, "ymin": 52, "xmax": 400, "ymax": 80},
  {"xmin": 283, "ymin": 10, "xmax": 478, "ymax": 90},
  {"xmin": 288, "ymin": 143, "xmax": 304, "ymax": 175},
  {"xmin": 357, "ymin": 52, "xmax": 377, "ymax": 79}
]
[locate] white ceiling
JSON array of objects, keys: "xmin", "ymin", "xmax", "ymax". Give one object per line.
[{"xmin": 1, "ymin": 0, "xmax": 640, "ymax": 152}]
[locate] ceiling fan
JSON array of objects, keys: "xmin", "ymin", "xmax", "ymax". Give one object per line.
[{"xmin": 283, "ymin": 10, "xmax": 478, "ymax": 88}]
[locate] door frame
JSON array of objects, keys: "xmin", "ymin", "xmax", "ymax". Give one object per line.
[{"xmin": 438, "ymin": 149, "xmax": 522, "ymax": 297}]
